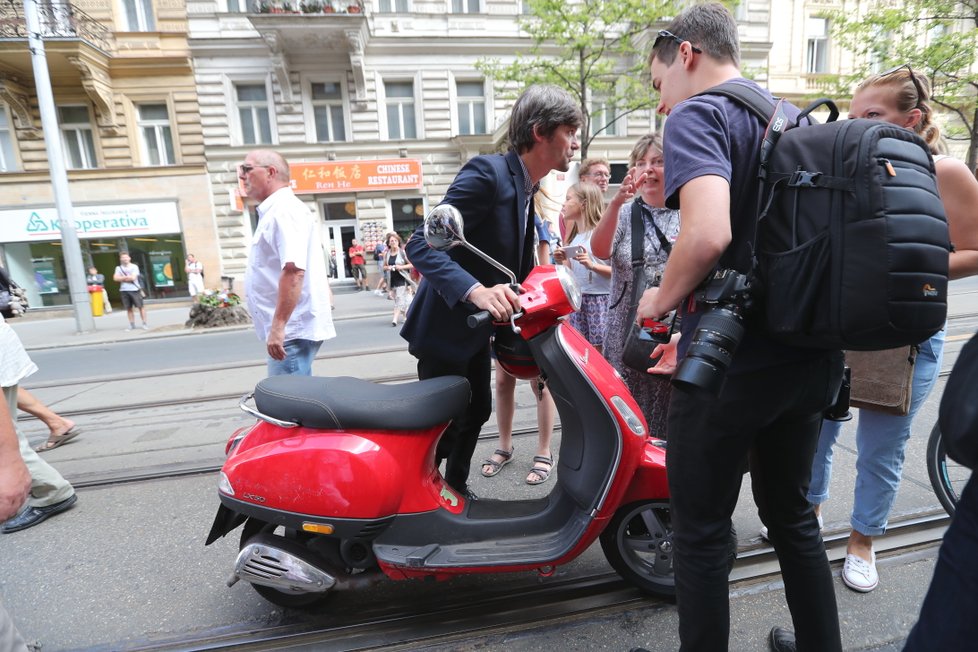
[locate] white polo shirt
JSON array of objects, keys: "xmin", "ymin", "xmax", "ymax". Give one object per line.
[{"xmin": 244, "ymin": 187, "xmax": 335, "ymax": 344}]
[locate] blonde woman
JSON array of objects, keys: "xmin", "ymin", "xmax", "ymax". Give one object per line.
[{"xmin": 553, "ymin": 183, "xmax": 611, "ymax": 352}]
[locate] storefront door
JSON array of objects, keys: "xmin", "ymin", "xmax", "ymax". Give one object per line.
[{"xmin": 326, "ymin": 222, "xmax": 356, "ymax": 281}]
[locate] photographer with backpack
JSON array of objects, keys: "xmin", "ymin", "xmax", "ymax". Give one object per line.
[
  {"xmin": 637, "ymin": 4, "xmax": 844, "ymax": 650},
  {"xmin": 804, "ymin": 67, "xmax": 978, "ymax": 595}
]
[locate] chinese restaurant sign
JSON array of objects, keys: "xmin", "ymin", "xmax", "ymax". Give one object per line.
[{"xmin": 289, "ymin": 159, "xmax": 423, "ymax": 194}]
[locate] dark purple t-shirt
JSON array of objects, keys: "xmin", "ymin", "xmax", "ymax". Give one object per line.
[{"xmin": 663, "ymin": 78, "xmax": 822, "ymax": 374}]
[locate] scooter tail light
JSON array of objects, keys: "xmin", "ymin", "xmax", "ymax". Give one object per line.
[
  {"xmin": 218, "ymin": 471, "xmax": 235, "ymax": 496},
  {"xmin": 611, "ymin": 396, "xmax": 646, "ymax": 436}
]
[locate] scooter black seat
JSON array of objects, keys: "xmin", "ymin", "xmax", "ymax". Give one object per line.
[{"xmin": 253, "ymin": 375, "xmax": 471, "ymax": 431}]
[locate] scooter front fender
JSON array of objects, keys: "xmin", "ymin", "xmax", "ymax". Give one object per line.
[{"xmin": 618, "ymin": 438, "xmax": 669, "ymax": 506}]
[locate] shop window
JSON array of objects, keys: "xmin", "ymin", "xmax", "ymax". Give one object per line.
[
  {"xmin": 806, "ymin": 17, "xmax": 829, "ymax": 74},
  {"xmin": 122, "ymin": 0, "xmax": 156, "ymax": 31},
  {"xmin": 591, "ymin": 98, "xmax": 619, "ymax": 137},
  {"xmin": 456, "ymin": 80, "xmax": 486, "ymax": 135},
  {"xmin": 235, "ymin": 83, "xmax": 273, "ymax": 145},
  {"xmin": 57, "ymin": 105, "xmax": 97, "ymax": 170},
  {"xmin": 310, "ymin": 81, "xmax": 347, "ymax": 142},
  {"xmin": 379, "ymin": 0, "xmax": 408, "ymax": 11},
  {"xmin": 384, "ymin": 81, "xmax": 417, "ymax": 140},
  {"xmin": 0, "ymin": 108, "xmax": 17, "ymax": 172},
  {"xmin": 451, "ymin": 0, "xmax": 479, "ymax": 13},
  {"xmin": 137, "ymin": 104, "xmax": 175, "ymax": 166},
  {"xmin": 391, "ymin": 197, "xmax": 424, "ymax": 239}
]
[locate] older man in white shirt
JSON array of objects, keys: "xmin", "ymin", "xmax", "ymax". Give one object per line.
[{"xmin": 241, "ymin": 150, "xmax": 335, "ymax": 376}]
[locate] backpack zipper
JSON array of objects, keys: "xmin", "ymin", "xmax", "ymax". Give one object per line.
[{"xmin": 878, "ymin": 158, "xmax": 897, "ymax": 177}]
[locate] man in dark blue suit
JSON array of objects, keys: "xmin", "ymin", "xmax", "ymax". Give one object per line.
[{"xmin": 402, "ymin": 84, "xmax": 582, "ymax": 497}]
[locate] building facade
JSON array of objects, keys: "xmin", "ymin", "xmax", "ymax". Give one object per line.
[{"xmin": 0, "ymin": 0, "xmax": 219, "ymax": 309}]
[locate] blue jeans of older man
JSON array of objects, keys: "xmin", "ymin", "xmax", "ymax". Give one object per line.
[{"xmin": 267, "ymin": 338, "xmax": 323, "ymax": 377}]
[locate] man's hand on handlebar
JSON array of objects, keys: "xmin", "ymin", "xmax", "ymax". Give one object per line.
[{"xmin": 469, "ymin": 283, "xmax": 522, "ymax": 321}]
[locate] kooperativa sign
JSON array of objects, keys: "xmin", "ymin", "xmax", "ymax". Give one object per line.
[{"xmin": 0, "ymin": 201, "xmax": 181, "ymax": 243}]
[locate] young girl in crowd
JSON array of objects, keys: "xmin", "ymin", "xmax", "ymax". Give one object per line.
[{"xmin": 554, "ymin": 183, "xmax": 611, "ymax": 352}]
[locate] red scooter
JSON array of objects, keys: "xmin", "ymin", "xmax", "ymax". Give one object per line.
[{"xmin": 205, "ymin": 205, "xmax": 674, "ymax": 608}]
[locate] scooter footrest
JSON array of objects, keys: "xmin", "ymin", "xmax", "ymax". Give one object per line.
[{"xmin": 404, "ymin": 543, "xmax": 441, "ymax": 567}]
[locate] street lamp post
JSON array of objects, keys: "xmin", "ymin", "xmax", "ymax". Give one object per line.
[{"xmin": 23, "ymin": 0, "xmax": 95, "ymax": 333}]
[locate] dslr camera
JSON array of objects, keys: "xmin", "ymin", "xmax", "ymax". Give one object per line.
[{"xmin": 672, "ymin": 268, "xmax": 753, "ymax": 396}]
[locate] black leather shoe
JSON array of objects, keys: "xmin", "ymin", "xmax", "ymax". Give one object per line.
[
  {"xmin": 769, "ymin": 626, "xmax": 797, "ymax": 652},
  {"xmin": 462, "ymin": 487, "xmax": 479, "ymax": 501},
  {"xmin": 1, "ymin": 494, "xmax": 77, "ymax": 533}
]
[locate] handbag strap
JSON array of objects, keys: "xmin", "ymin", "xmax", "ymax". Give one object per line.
[{"xmin": 623, "ymin": 200, "xmax": 672, "ymax": 324}]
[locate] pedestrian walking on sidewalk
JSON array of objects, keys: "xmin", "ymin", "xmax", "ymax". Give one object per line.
[
  {"xmin": 384, "ymin": 233, "xmax": 414, "ymax": 327},
  {"xmin": 0, "ymin": 315, "xmax": 77, "ymax": 534},
  {"xmin": 185, "ymin": 254, "xmax": 205, "ymax": 299},
  {"xmin": 113, "ymin": 252, "xmax": 149, "ymax": 330},
  {"xmin": 241, "ymin": 149, "xmax": 336, "ymax": 376}
]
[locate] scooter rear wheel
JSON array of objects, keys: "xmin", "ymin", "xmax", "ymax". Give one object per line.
[
  {"xmin": 600, "ymin": 500, "xmax": 676, "ymax": 597},
  {"xmin": 239, "ymin": 517, "xmax": 334, "ymax": 609}
]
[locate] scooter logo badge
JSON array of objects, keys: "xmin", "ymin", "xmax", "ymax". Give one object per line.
[{"xmin": 439, "ymin": 485, "xmax": 459, "ymax": 507}]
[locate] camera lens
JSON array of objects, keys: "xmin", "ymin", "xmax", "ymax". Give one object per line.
[{"xmin": 673, "ymin": 306, "xmax": 746, "ymax": 396}]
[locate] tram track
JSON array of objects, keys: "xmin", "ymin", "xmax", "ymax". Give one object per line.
[{"xmin": 85, "ymin": 511, "xmax": 948, "ymax": 652}]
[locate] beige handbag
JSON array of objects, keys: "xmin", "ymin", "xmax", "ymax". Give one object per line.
[{"xmin": 846, "ymin": 346, "xmax": 917, "ymax": 416}]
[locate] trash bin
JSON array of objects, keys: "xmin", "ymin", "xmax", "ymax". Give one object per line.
[{"xmin": 87, "ymin": 284, "xmax": 104, "ymax": 317}]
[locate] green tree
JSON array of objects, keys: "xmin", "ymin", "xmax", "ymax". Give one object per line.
[
  {"xmin": 476, "ymin": 0, "xmax": 694, "ymax": 158},
  {"xmin": 830, "ymin": 0, "xmax": 978, "ymax": 170}
]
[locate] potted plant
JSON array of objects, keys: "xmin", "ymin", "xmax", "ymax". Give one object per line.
[
  {"xmin": 300, "ymin": 0, "xmax": 323, "ymax": 12},
  {"xmin": 255, "ymin": 1, "xmax": 272, "ymax": 12},
  {"xmin": 347, "ymin": 0, "xmax": 362, "ymax": 13}
]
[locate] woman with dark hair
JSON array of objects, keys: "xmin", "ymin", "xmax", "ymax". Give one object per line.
[
  {"xmin": 803, "ymin": 65, "xmax": 978, "ymax": 593},
  {"xmin": 384, "ymin": 232, "xmax": 414, "ymax": 327},
  {"xmin": 591, "ymin": 134, "xmax": 680, "ymax": 439}
]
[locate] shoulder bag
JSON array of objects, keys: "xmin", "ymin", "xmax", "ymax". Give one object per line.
[{"xmin": 846, "ymin": 346, "xmax": 916, "ymax": 416}]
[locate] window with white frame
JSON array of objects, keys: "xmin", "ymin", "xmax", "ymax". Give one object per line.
[
  {"xmin": 58, "ymin": 105, "xmax": 97, "ymax": 170},
  {"xmin": 310, "ymin": 81, "xmax": 347, "ymax": 142},
  {"xmin": 591, "ymin": 98, "xmax": 619, "ymax": 137},
  {"xmin": 385, "ymin": 81, "xmax": 416, "ymax": 140},
  {"xmin": 235, "ymin": 83, "xmax": 273, "ymax": 145},
  {"xmin": 456, "ymin": 80, "xmax": 486, "ymax": 135},
  {"xmin": 122, "ymin": 0, "xmax": 156, "ymax": 31},
  {"xmin": 0, "ymin": 108, "xmax": 17, "ymax": 172},
  {"xmin": 137, "ymin": 103, "xmax": 175, "ymax": 166},
  {"xmin": 379, "ymin": 0, "xmax": 409, "ymax": 11},
  {"xmin": 806, "ymin": 17, "xmax": 829, "ymax": 74},
  {"xmin": 451, "ymin": 0, "xmax": 479, "ymax": 13},
  {"xmin": 226, "ymin": 0, "xmax": 260, "ymax": 11}
]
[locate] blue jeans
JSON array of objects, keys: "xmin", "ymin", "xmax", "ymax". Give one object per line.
[
  {"xmin": 808, "ymin": 329, "xmax": 945, "ymax": 535},
  {"xmin": 267, "ymin": 339, "xmax": 323, "ymax": 377},
  {"xmin": 904, "ymin": 475, "xmax": 978, "ymax": 650}
]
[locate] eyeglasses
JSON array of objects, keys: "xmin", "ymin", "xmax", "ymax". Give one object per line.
[
  {"xmin": 879, "ymin": 64, "xmax": 926, "ymax": 107},
  {"xmin": 653, "ymin": 29, "xmax": 703, "ymax": 54},
  {"xmin": 239, "ymin": 164, "xmax": 255, "ymax": 174},
  {"xmin": 583, "ymin": 171, "xmax": 611, "ymax": 179}
]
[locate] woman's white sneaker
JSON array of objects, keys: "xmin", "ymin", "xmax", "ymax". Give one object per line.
[{"xmin": 842, "ymin": 551, "xmax": 878, "ymax": 592}]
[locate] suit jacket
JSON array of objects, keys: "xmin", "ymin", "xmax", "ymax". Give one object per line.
[{"xmin": 401, "ymin": 150, "xmax": 536, "ymax": 361}]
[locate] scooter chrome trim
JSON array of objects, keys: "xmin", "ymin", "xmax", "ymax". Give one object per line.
[
  {"xmin": 234, "ymin": 538, "xmax": 336, "ymax": 594},
  {"xmin": 238, "ymin": 393, "xmax": 299, "ymax": 428}
]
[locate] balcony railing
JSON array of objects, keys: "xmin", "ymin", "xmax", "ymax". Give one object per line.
[
  {"xmin": 0, "ymin": 0, "xmax": 112, "ymax": 52},
  {"xmin": 239, "ymin": 0, "xmax": 365, "ymax": 14}
]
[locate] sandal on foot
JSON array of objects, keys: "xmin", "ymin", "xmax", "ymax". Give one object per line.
[
  {"xmin": 481, "ymin": 447, "xmax": 515, "ymax": 477},
  {"xmin": 526, "ymin": 455, "xmax": 553, "ymax": 485},
  {"xmin": 34, "ymin": 427, "xmax": 81, "ymax": 453}
]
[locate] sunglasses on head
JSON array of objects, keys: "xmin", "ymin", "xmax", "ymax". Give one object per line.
[
  {"xmin": 653, "ymin": 29, "xmax": 703, "ymax": 54},
  {"xmin": 879, "ymin": 64, "xmax": 926, "ymax": 107}
]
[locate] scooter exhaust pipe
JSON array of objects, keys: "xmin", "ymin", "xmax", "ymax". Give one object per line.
[{"xmin": 232, "ymin": 536, "xmax": 336, "ymax": 595}]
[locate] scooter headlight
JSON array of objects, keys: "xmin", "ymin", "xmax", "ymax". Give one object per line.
[{"xmin": 556, "ymin": 264, "xmax": 582, "ymax": 312}]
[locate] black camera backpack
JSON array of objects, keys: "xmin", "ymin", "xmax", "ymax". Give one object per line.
[{"xmin": 702, "ymin": 82, "xmax": 950, "ymax": 351}]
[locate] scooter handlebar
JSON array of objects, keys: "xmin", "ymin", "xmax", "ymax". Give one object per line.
[{"xmin": 467, "ymin": 311, "xmax": 491, "ymax": 329}]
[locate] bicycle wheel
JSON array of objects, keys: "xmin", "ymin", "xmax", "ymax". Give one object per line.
[{"xmin": 926, "ymin": 421, "xmax": 971, "ymax": 517}]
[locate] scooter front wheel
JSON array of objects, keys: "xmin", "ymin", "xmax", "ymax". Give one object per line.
[
  {"xmin": 600, "ymin": 500, "xmax": 676, "ymax": 597},
  {"xmin": 239, "ymin": 517, "xmax": 334, "ymax": 609}
]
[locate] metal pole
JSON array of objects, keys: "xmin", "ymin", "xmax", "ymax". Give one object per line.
[{"xmin": 23, "ymin": 0, "xmax": 95, "ymax": 332}]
